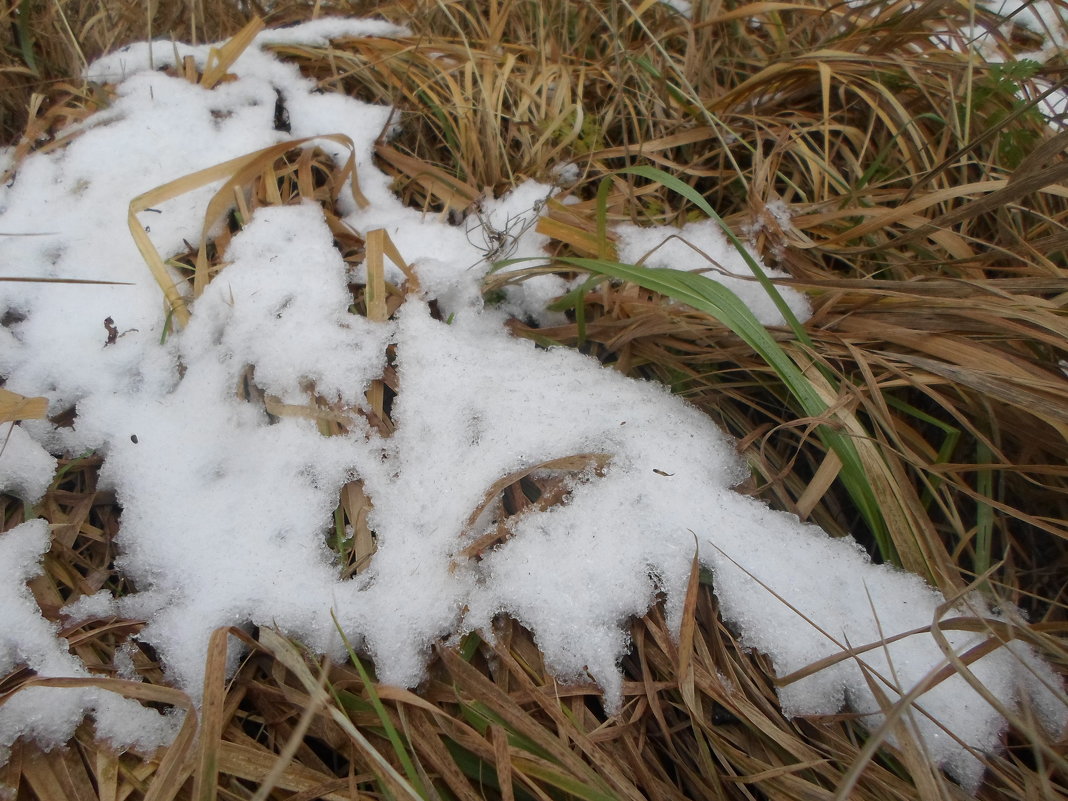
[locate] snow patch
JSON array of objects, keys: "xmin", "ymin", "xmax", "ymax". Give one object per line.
[
  {"xmin": 615, "ymin": 219, "xmax": 810, "ymax": 326},
  {"xmin": 0, "ymin": 18, "xmax": 1062, "ymax": 793}
]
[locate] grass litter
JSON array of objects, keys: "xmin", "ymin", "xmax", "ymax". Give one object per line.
[{"xmin": 0, "ymin": 9, "xmax": 1064, "ymax": 797}]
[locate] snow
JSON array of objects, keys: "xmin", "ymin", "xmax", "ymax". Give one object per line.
[
  {"xmin": 982, "ymin": 0, "xmax": 1067, "ymax": 60},
  {"xmin": 939, "ymin": 0, "xmax": 1068, "ymax": 126},
  {"xmin": 0, "ymin": 16, "xmax": 1063, "ymax": 794},
  {"xmin": 0, "ymin": 425, "xmax": 56, "ymax": 505},
  {"xmin": 658, "ymin": 0, "xmax": 693, "ymax": 18},
  {"xmin": 254, "ymin": 17, "xmax": 409, "ymax": 45},
  {"xmin": 986, "ymin": 0, "xmax": 1068, "ymax": 126},
  {"xmin": 549, "ymin": 161, "xmax": 581, "ymax": 187},
  {"xmin": 0, "ymin": 520, "xmax": 182, "ymax": 758},
  {"xmin": 615, "ymin": 218, "xmax": 809, "ymax": 326}
]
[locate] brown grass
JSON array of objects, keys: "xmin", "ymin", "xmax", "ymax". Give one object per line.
[{"xmin": 1, "ymin": 0, "xmax": 1067, "ymax": 799}]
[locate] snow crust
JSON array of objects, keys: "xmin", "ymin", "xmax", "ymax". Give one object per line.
[{"xmin": 0, "ymin": 17, "xmax": 1063, "ymax": 792}]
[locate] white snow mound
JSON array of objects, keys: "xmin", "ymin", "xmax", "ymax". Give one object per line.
[{"xmin": 0, "ymin": 18, "xmax": 1062, "ymax": 794}]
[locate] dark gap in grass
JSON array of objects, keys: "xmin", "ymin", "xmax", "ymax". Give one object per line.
[{"xmin": 302, "ymin": 732, "xmax": 354, "ymax": 776}]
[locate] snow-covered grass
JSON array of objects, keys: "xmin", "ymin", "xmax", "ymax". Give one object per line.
[{"xmin": 1, "ymin": 2, "xmax": 1066, "ymax": 800}]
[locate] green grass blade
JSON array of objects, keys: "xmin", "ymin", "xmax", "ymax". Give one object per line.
[
  {"xmin": 440, "ymin": 740, "xmax": 541, "ymax": 801},
  {"xmin": 332, "ymin": 615, "xmax": 428, "ymax": 797},
  {"xmin": 514, "ymin": 760, "xmax": 621, "ymax": 801},
  {"xmin": 461, "ymin": 700, "xmax": 557, "ymax": 765},
  {"xmin": 884, "ymin": 395, "xmax": 961, "ymax": 510},
  {"xmin": 555, "ymin": 256, "xmax": 892, "ymax": 559},
  {"xmin": 15, "ymin": 0, "xmax": 38, "ymax": 75},
  {"xmin": 595, "ymin": 176, "xmax": 611, "ymax": 259},
  {"xmin": 975, "ymin": 440, "xmax": 994, "ymax": 579},
  {"xmin": 549, "ymin": 274, "xmax": 606, "ymax": 345},
  {"xmin": 616, "ymin": 164, "xmax": 813, "ymax": 347}
]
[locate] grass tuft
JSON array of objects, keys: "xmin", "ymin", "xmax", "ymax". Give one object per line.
[{"xmin": 2, "ymin": 1, "xmax": 1066, "ymax": 799}]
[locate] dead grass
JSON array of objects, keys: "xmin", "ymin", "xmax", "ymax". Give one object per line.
[{"xmin": 1, "ymin": 0, "xmax": 1067, "ymax": 799}]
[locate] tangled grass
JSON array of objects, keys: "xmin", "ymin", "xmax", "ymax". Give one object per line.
[{"xmin": 1, "ymin": 0, "xmax": 1066, "ymax": 799}]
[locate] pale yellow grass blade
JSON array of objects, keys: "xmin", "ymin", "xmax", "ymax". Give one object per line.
[{"xmin": 0, "ymin": 388, "xmax": 47, "ymax": 422}]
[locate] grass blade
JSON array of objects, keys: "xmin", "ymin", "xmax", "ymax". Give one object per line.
[
  {"xmin": 617, "ymin": 164, "xmax": 812, "ymax": 346},
  {"xmin": 553, "ymin": 255, "xmax": 893, "ymax": 560}
]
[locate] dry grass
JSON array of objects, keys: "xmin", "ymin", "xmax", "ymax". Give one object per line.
[{"xmin": 2, "ymin": 0, "xmax": 1067, "ymax": 799}]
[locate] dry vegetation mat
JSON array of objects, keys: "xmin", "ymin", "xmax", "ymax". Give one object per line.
[{"xmin": 0, "ymin": 1, "xmax": 1066, "ymax": 800}]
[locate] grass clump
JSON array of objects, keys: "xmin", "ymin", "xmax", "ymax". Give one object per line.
[{"xmin": 1, "ymin": 1, "xmax": 1067, "ymax": 800}]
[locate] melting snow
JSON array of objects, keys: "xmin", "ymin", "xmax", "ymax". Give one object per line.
[{"xmin": 0, "ymin": 17, "xmax": 1063, "ymax": 793}]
